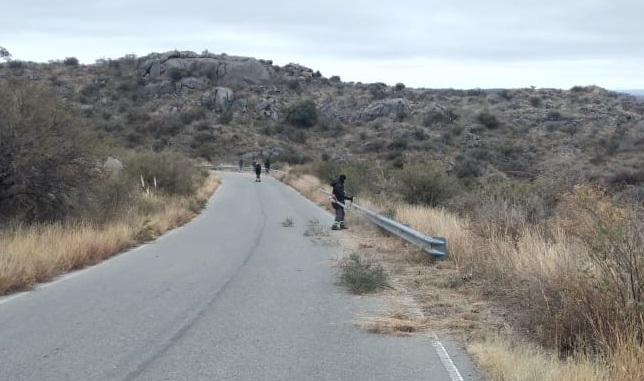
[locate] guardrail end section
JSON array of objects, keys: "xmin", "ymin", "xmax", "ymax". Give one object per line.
[{"xmin": 424, "ymin": 237, "xmax": 447, "ymax": 258}]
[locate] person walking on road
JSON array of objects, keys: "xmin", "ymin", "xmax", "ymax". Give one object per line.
[
  {"xmin": 264, "ymin": 158, "xmax": 271, "ymax": 174},
  {"xmin": 330, "ymin": 174, "xmax": 352, "ymax": 230},
  {"xmin": 238, "ymin": 157, "xmax": 244, "ymax": 172},
  {"xmin": 255, "ymin": 162, "xmax": 262, "ymax": 182}
]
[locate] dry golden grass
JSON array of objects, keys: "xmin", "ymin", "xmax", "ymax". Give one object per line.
[
  {"xmin": 0, "ymin": 173, "xmax": 220, "ymax": 295},
  {"xmin": 355, "ymin": 308, "xmax": 429, "ymax": 336},
  {"xmin": 393, "ymin": 204, "xmax": 476, "ymax": 269},
  {"xmin": 608, "ymin": 330, "xmax": 644, "ymax": 381},
  {"xmin": 469, "ymin": 333, "xmax": 611, "ymax": 381}
]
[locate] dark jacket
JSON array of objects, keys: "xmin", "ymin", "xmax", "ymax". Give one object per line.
[
  {"xmin": 331, "ymin": 177, "xmax": 350, "ymax": 204},
  {"xmin": 255, "ymin": 163, "xmax": 262, "ymax": 175}
]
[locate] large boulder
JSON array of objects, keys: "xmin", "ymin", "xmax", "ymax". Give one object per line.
[
  {"xmin": 214, "ymin": 87, "xmax": 234, "ymax": 112},
  {"xmin": 199, "ymin": 87, "xmax": 234, "ymax": 111},
  {"xmin": 359, "ymin": 98, "xmax": 410, "ymax": 121},
  {"xmin": 141, "ymin": 81, "xmax": 176, "ymax": 97}
]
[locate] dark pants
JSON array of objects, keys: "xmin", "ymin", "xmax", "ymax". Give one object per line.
[{"xmin": 333, "ymin": 203, "xmax": 345, "ymax": 224}]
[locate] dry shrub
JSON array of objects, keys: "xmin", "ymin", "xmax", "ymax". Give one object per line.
[
  {"xmin": 552, "ymin": 184, "xmax": 644, "ymax": 351},
  {"xmin": 469, "ymin": 195, "xmax": 530, "ymax": 239}
]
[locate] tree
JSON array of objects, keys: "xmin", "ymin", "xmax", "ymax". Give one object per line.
[
  {"xmin": 63, "ymin": 56, "xmax": 79, "ymax": 66},
  {"xmin": 0, "ymin": 82, "xmax": 101, "ymax": 223},
  {"xmin": 0, "ymin": 46, "xmax": 11, "ymax": 61}
]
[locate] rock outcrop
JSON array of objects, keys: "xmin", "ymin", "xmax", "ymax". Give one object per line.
[{"xmin": 138, "ymin": 51, "xmax": 273, "ymax": 86}]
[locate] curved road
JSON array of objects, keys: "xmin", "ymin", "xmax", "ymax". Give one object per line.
[{"xmin": 0, "ymin": 172, "xmax": 481, "ymax": 381}]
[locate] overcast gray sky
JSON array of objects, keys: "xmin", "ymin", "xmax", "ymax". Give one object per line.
[{"xmin": 2, "ymin": 0, "xmax": 643, "ymax": 90}]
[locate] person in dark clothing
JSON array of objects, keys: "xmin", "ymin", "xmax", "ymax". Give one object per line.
[
  {"xmin": 255, "ymin": 162, "xmax": 262, "ymax": 182},
  {"xmin": 330, "ymin": 174, "xmax": 353, "ymax": 230},
  {"xmin": 238, "ymin": 158, "xmax": 244, "ymax": 172},
  {"xmin": 264, "ymin": 158, "xmax": 270, "ymax": 174}
]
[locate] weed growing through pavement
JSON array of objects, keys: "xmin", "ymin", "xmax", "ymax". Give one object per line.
[
  {"xmin": 303, "ymin": 218, "xmax": 325, "ymax": 236},
  {"xmin": 340, "ymin": 252, "xmax": 389, "ymax": 294},
  {"xmin": 282, "ymin": 216, "xmax": 294, "ymax": 227}
]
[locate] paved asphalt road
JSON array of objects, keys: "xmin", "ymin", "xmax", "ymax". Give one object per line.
[{"xmin": 0, "ymin": 172, "xmax": 482, "ymax": 381}]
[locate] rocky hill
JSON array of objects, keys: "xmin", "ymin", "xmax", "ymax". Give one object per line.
[{"xmin": 1, "ymin": 50, "xmax": 643, "ymax": 197}]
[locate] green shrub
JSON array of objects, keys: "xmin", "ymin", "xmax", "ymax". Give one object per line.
[
  {"xmin": 63, "ymin": 57, "xmax": 79, "ymax": 66},
  {"xmin": 546, "ymin": 110, "xmax": 564, "ymax": 121},
  {"xmin": 340, "ymin": 253, "xmax": 389, "ymax": 294},
  {"xmin": 218, "ymin": 110, "xmax": 233, "ymax": 125},
  {"xmin": 392, "ymin": 162, "xmax": 459, "ymax": 206},
  {"xmin": 287, "ymin": 79, "xmax": 300, "ymax": 91},
  {"xmin": 168, "ymin": 67, "xmax": 185, "ymax": 82},
  {"xmin": 180, "ymin": 108, "xmax": 206, "ymax": 125},
  {"xmin": 529, "ymin": 96, "xmax": 542, "ymax": 107},
  {"xmin": 477, "ymin": 110, "xmax": 500, "ymax": 129},
  {"xmin": 387, "ymin": 136, "xmax": 409, "ymax": 150},
  {"xmin": 8, "ymin": 60, "xmax": 24, "ymax": 69},
  {"xmin": 285, "ymin": 99, "xmax": 318, "ymax": 128}
]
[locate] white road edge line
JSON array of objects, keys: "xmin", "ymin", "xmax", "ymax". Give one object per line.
[
  {"xmin": 0, "ymin": 261, "xmax": 105, "ymax": 307},
  {"xmin": 0, "ymin": 292, "xmax": 27, "ymax": 306},
  {"xmin": 432, "ymin": 333, "xmax": 465, "ymax": 381},
  {"xmin": 385, "ymin": 284, "xmax": 466, "ymax": 381}
]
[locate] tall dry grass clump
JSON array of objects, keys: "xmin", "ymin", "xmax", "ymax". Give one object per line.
[
  {"xmin": 544, "ymin": 185, "xmax": 644, "ymax": 352},
  {"xmin": 465, "ymin": 184, "xmax": 644, "ymax": 379},
  {"xmin": 469, "ymin": 333, "xmax": 611, "ymax": 381},
  {"xmin": 0, "ymin": 222, "xmax": 134, "ymax": 293},
  {"xmin": 393, "ymin": 204, "xmax": 475, "ymax": 269}
]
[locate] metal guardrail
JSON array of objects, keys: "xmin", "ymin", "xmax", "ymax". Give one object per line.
[
  {"xmin": 210, "ymin": 164, "xmax": 448, "ymax": 258},
  {"xmin": 319, "ymin": 190, "xmax": 447, "ymax": 258}
]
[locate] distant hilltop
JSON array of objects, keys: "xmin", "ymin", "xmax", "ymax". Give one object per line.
[{"xmin": 620, "ymin": 89, "xmax": 644, "ymax": 97}]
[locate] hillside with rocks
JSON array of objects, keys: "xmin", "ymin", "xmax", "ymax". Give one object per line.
[{"xmin": 1, "ymin": 50, "xmax": 643, "ymax": 201}]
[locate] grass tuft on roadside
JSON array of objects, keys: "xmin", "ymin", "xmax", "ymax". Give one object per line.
[{"xmin": 339, "ymin": 252, "xmax": 389, "ymax": 294}]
